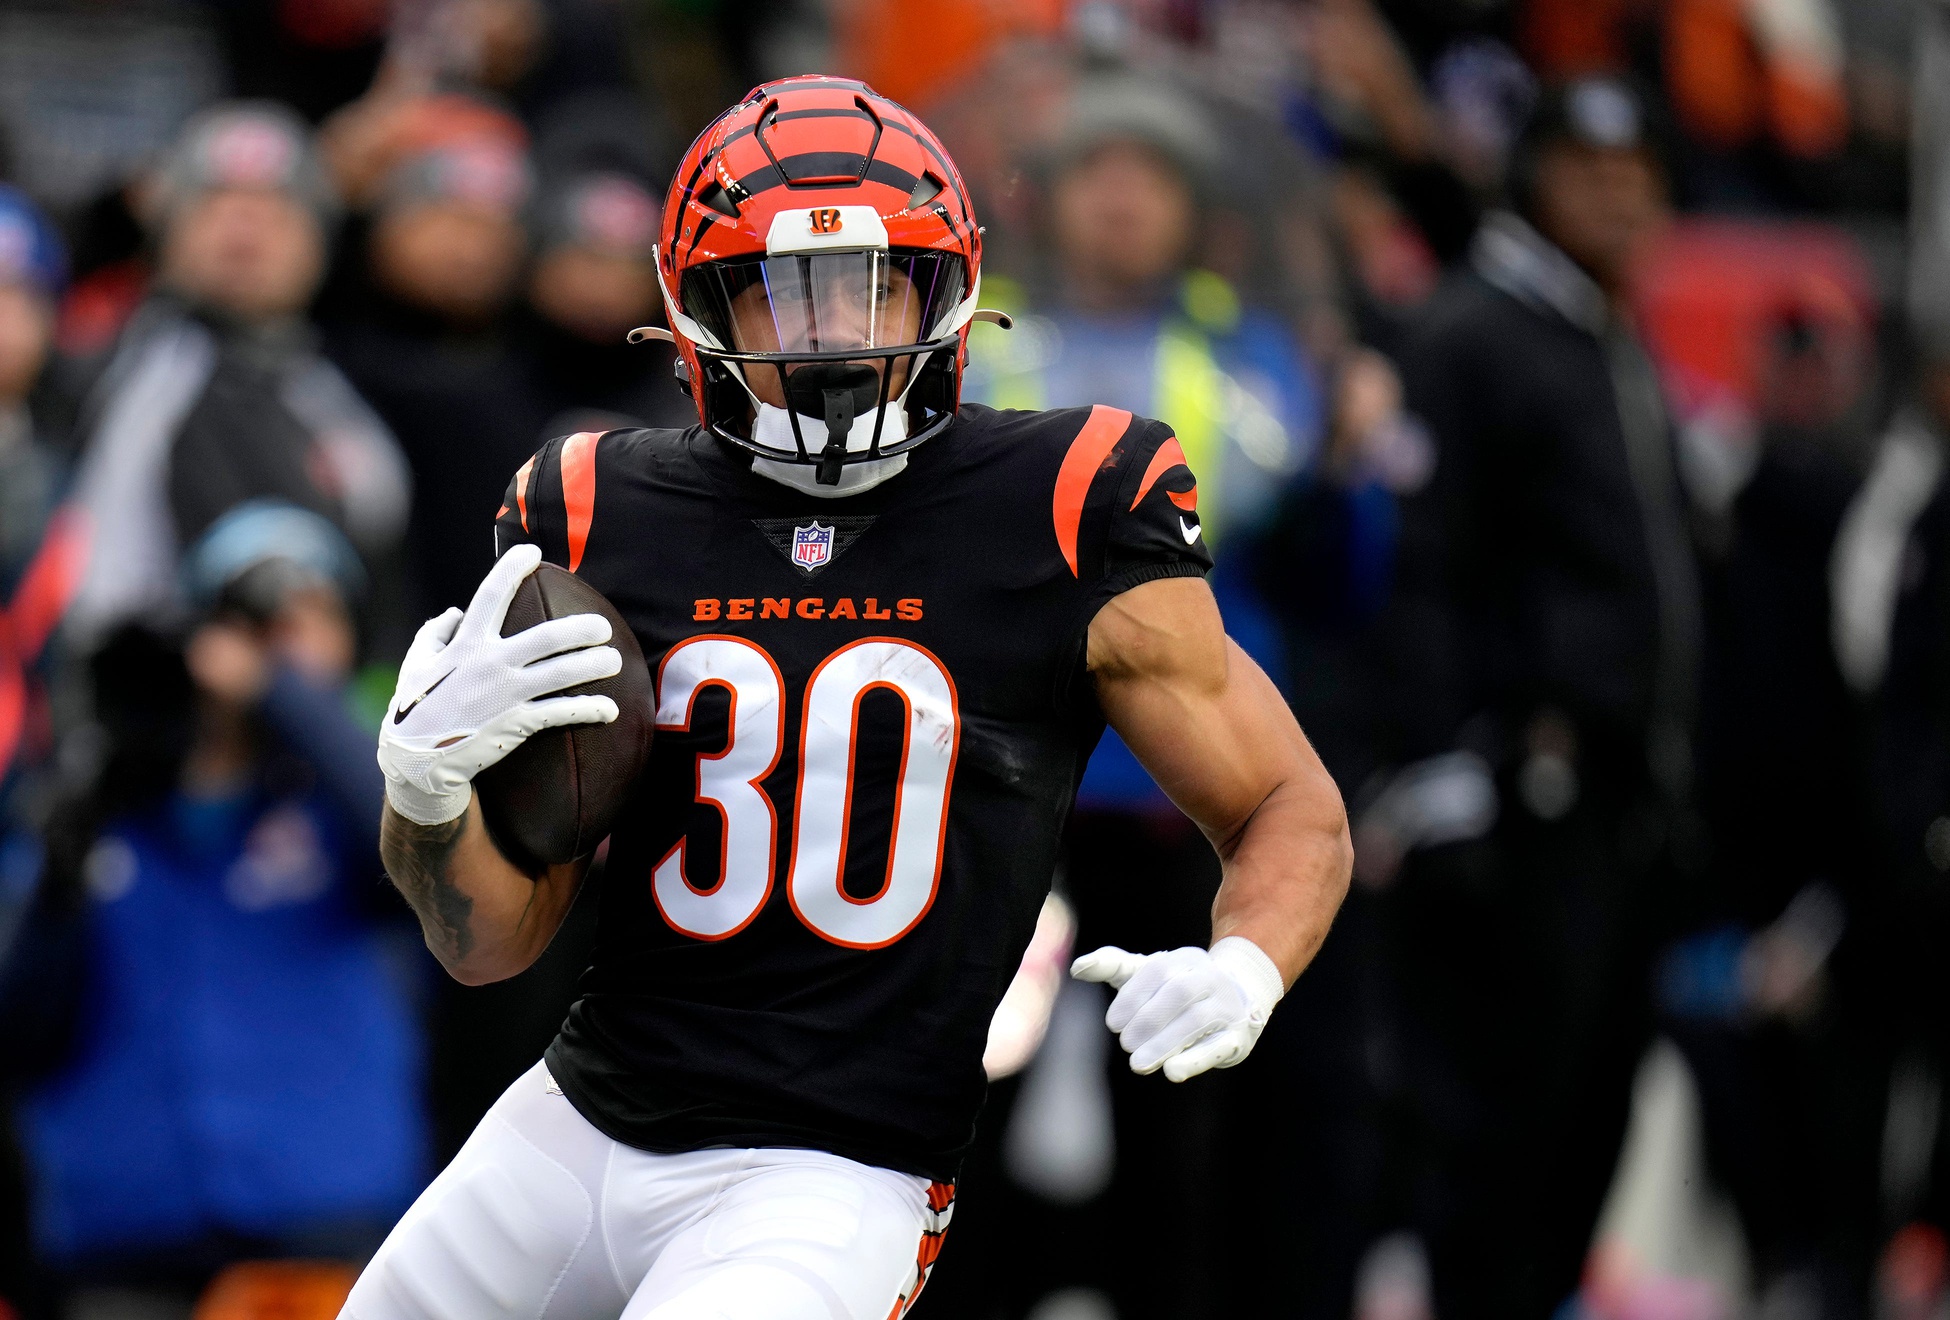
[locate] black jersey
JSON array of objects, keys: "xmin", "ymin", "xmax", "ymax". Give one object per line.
[{"xmin": 492, "ymin": 402, "xmax": 1211, "ymax": 1180}]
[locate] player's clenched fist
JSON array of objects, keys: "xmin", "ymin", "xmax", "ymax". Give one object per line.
[
  {"xmin": 377, "ymin": 543, "xmax": 621, "ymax": 826},
  {"xmin": 1070, "ymin": 938, "xmax": 1286, "ymax": 1082}
]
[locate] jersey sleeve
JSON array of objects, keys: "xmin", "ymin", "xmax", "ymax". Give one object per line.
[
  {"xmin": 492, "ymin": 445, "xmax": 547, "ymax": 559},
  {"xmin": 492, "ymin": 430, "xmax": 604, "ymax": 570},
  {"xmin": 1102, "ymin": 416, "xmax": 1212, "ymax": 588},
  {"xmin": 1056, "ymin": 409, "xmax": 1213, "ymax": 615}
]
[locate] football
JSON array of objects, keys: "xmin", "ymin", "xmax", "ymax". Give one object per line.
[{"xmin": 474, "ymin": 564, "xmax": 652, "ymax": 869}]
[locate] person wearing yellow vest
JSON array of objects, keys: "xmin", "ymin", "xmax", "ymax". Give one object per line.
[
  {"xmin": 963, "ymin": 76, "xmax": 1324, "ymax": 817},
  {"xmin": 953, "ymin": 73, "xmax": 1356, "ymax": 1320}
]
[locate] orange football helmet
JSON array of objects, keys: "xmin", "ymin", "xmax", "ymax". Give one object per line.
[{"xmin": 643, "ymin": 76, "xmax": 990, "ymax": 485}]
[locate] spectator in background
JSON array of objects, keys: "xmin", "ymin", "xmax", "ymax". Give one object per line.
[
  {"xmin": 325, "ymin": 134, "xmax": 551, "ymax": 621},
  {"xmin": 63, "ymin": 103, "xmax": 411, "ymax": 651},
  {"xmin": 0, "ymin": 182, "xmax": 82, "ymax": 1042},
  {"xmin": 0, "ymin": 174, "xmax": 78, "ymax": 1320},
  {"xmin": 1837, "ymin": 324, "xmax": 1950, "ymax": 1315},
  {"xmin": 4, "ymin": 504, "xmax": 424, "ymax": 1315},
  {"xmin": 0, "ymin": 171, "xmax": 83, "ymax": 978},
  {"xmin": 955, "ymin": 73, "xmax": 1359, "ymax": 1320},
  {"xmin": 1518, "ymin": 0, "xmax": 1869, "ymax": 211},
  {"xmin": 324, "ymin": 132, "xmax": 615, "ymax": 1158},
  {"xmin": 969, "ymin": 73, "xmax": 1322, "ymax": 606},
  {"xmin": 1658, "ymin": 280, "xmax": 1885, "ymax": 1315},
  {"xmin": 0, "ymin": 186, "xmax": 69, "ymax": 579},
  {"xmin": 1366, "ymin": 75, "xmax": 1699, "ymax": 1319},
  {"xmin": 521, "ymin": 171, "xmax": 692, "ymax": 435},
  {"xmin": 0, "ymin": 183, "xmax": 72, "ymax": 684},
  {"xmin": 968, "ymin": 72, "xmax": 1316, "ymax": 826},
  {"xmin": 322, "ymin": 91, "xmax": 532, "ymax": 216}
]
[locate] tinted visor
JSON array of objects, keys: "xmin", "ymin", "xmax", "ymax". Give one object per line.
[{"xmin": 682, "ymin": 250, "xmax": 967, "ymax": 356}]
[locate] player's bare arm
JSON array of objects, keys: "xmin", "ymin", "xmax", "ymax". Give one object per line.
[
  {"xmin": 379, "ymin": 799, "xmax": 588, "ymax": 984},
  {"xmin": 1088, "ymin": 573, "xmax": 1351, "ymax": 977},
  {"xmin": 1076, "ymin": 573, "xmax": 1353, "ymax": 1080},
  {"xmin": 374, "ymin": 542, "xmax": 619, "ymax": 984}
]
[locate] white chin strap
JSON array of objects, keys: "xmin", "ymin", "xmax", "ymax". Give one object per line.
[{"xmin": 748, "ymin": 401, "xmax": 911, "ymax": 498}]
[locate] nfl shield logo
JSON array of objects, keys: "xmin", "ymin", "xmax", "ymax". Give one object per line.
[{"xmin": 792, "ymin": 522, "xmax": 834, "ymax": 571}]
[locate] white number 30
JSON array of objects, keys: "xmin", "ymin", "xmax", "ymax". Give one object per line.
[{"xmin": 651, "ymin": 635, "xmax": 960, "ymax": 949}]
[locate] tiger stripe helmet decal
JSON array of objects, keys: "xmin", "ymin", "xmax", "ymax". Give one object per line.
[
  {"xmin": 662, "ymin": 78, "xmax": 978, "ymax": 279},
  {"xmin": 656, "ymin": 76, "xmax": 984, "ymax": 457}
]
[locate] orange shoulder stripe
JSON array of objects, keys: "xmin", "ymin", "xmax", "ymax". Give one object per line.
[
  {"xmin": 513, "ymin": 455, "xmax": 535, "ymax": 532},
  {"xmin": 561, "ymin": 431, "xmax": 600, "ymax": 572},
  {"xmin": 1051, "ymin": 405, "xmax": 1132, "ymax": 577},
  {"xmin": 1130, "ymin": 435, "xmax": 1192, "ymax": 512}
]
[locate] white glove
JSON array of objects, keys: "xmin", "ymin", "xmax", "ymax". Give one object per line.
[
  {"xmin": 378, "ymin": 543, "xmax": 622, "ymax": 826},
  {"xmin": 1070, "ymin": 937, "xmax": 1285, "ymax": 1083}
]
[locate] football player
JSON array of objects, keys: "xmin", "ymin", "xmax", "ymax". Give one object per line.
[{"xmin": 351, "ymin": 77, "xmax": 1351, "ymax": 1320}]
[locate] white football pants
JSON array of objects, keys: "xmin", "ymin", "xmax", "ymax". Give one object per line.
[{"xmin": 338, "ymin": 1062, "xmax": 953, "ymax": 1320}]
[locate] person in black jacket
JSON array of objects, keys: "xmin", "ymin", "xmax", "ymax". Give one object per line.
[
  {"xmin": 1847, "ymin": 332, "xmax": 1950, "ymax": 1308},
  {"xmin": 324, "ymin": 134, "xmax": 553, "ymax": 626},
  {"xmin": 519, "ymin": 171, "xmax": 693, "ymax": 438},
  {"xmin": 1365, "ymin": 76, "xmax": 1702, "ymax": 1320},
  {"xmin": 2, "ymin": 504, "xmax": 426, "ymax": 1316},
  {"xmin": 323, "ymin": 134, "xmax": 621, "ymax": 1160},
  {"xmin": 64, "ymin": 103, "xmax": 411, "ymax": 652}
]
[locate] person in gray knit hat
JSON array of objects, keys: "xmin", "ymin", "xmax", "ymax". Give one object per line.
[
  {"xmin": 150, "ymin": 101, "xmax": 340, "ymax": 228},
  {"xmin": 65, "ymin": 100, "xmax": 410, "ymax": 648},
  {"xmin": 519, "ymin": 170, "xmax": 693, "ymax": 436},
  {"xmin": 145, "ymin": 100, "xmax": 341, "ymax": 326},
  {"xmin": 527, "ymin": 171, "xmax": 658, "ymax": 346},
  {"xmin": 327, "ymin": 134, "xmax": 544, "ymax": 626},
  {"xmin": 1048, "ymin": 74, "xmax": 1225, "ymax": 202},
  {"xmin": 367, "ymin": 138, "xmax": 533, "ymax": 331}
]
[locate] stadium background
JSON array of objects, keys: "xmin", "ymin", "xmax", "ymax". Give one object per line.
[{"xmin": 0, "ymin": 0, "xmax": 1945, "ymax": 1317}]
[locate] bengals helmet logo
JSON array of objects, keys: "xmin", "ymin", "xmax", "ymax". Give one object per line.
[{"xmin": 808, "ymin": 208, "xmax": 844, "ymax": 234}]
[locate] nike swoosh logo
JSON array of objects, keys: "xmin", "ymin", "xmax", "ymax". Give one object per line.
[
  {"xmin": 1179, "ymin": 517, "xmax": 1202, "ymax": 545},
  {"xmin": 393, "ymin": 670, "xmax": 451, "ymax": 724}
]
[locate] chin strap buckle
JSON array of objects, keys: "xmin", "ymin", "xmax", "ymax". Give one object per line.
[
  {"xmin": 784, "ymin": 363, "xmax": 881, "ymax": 487},
  {"xmin": 814, "ymin": 384, "xmax": 855, "ymax": 486},
  {"xmin": 815, "ymin": 441, "xmax": 847, "ymax": 485}
]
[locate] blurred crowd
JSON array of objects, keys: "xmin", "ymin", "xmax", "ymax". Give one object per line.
[{"xmin": 0, "ymin": 0, "xmax": 1945, "ymax": 1318}]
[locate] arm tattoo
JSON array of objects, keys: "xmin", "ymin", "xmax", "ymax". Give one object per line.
[{"xmin": 380, "ymin": 808, "xmax": 475, "ymax": 964}]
